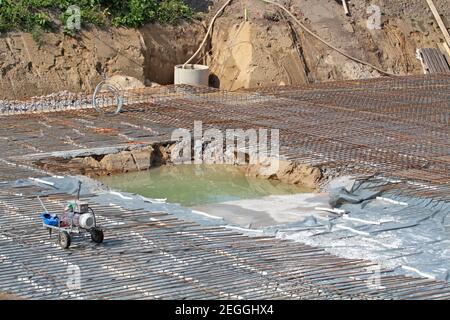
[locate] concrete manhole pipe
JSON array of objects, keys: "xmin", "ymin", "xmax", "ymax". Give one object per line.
[{"xmin": 174, "ymin": 64, "xmax": 209, "ymax": 86}]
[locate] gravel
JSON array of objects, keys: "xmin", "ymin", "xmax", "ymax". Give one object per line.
[{"xmin": 0, "ymin": 91, "xmax": 92, "ymax": 114}]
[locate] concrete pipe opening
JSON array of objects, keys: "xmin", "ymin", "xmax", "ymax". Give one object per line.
[{"xmin": 174, "ymin": 64, "xmax": 209, "ymax": 86}]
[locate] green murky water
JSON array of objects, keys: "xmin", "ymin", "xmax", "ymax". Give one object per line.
[{"xmin": 99, "ymin": 164, "xmax": 312, "ymax": 207}]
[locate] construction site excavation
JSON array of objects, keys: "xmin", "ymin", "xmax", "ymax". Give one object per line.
[{"xmin": 0, "ymin": 0, "xmax": 450, "ymax": 303}]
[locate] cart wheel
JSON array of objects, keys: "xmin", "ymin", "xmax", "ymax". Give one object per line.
[
  {"xmin": 59, "ymin": 231, "xmax": 71, "ymax": 249},
  {"xmin": 90, "ymin": 228, "xmax": 104, "ymax": 244}
]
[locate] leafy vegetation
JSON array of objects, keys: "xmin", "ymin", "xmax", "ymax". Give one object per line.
[{"xmin": 0, "ymin": 0, "xmax": 193, "ymax": 35}]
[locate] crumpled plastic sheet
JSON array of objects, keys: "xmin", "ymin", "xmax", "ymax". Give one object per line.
[{"xmin": 271, "ymin": 179, "xmax": 450, "ymax": 281}]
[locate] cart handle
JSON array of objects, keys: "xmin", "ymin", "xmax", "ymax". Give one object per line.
[
  {"xmin": 77, "ymin": 181, "xmax": 82, "ymax": 200},
  {"xmin": 37, "ymin": 196, "xmax": 49, "ymax": 214}
]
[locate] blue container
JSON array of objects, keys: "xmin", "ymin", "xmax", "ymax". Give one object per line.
[{"xmin": 40, "ymin": 213, "xmax": 59, "ymax": 226}]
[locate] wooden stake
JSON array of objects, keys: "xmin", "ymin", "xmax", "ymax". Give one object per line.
[
  {"xmin": 425, "ymin": 0, "xmax": 450, "ymax": 48},
  {"xmin": 442, "ymin": 42, "xmax": 450, "ymax": 59}
]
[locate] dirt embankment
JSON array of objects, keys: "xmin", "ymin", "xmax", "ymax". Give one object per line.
[
  {"xmin": 206, "ymin": 0, "xmax": 450, "ymax": 89},
  {"xmin": 32, "ymin": 144, "xmax": 173, "ymax": 177},
  {"xmin": 31, "ymin": 142, "xmax": 323, "ymax": 189},
  {"xmin": 0, "ymin": 0, "xmax": 449, "ymax": 98},
  {"xmin": 0, "ymin": 23, "xmax": 204, "ymax": 100},
  {"xmin": 246, "ymin": 159, "xmax": 322, "ymax": 190}
]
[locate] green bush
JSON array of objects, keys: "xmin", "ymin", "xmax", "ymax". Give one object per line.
[{"xmin": 0, "ymin": 0, "xmax": 192, "ymax": 34}]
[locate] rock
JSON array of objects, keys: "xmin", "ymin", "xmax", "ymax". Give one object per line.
[
  {"xmin": 36, "ymin": 145, "xmax": 162, "ymax": 176},
  {"xmin": 99, "ymin": 154, "xmax": 120, "ymax": 173},
  {"xmin": 100, "ymin": 151, "xmax": 135, "ymax": 173},
  {"xmin": 246, "ymin": 157, "xmax": 279, "ymax": 179},
  {"xmin": 96, "ymin": 147, "xmax": 154, "ymax": 173},
  {"xmin": 276, "ymin": 161, "xmax": 321, "ymax": 187},
  {"xmin": 153, "ymin": 145, "xmax": 171, "ymax": 165},
  {"xmin": 58, "ymin": 145, "xmax": 164, "ymax": 175},
  {"xmin": 130, "ymin": 147, "xmax": 153, "ymax": 170},
  {"xmin": 246, "ymin": 159, "xmax": 322, "ymax": 189},
  {"xmin": 68, "ymin": 156, "xmax": 101, "ymax": 171},
  {"xmin": 105, "ymin": 75, "xmax": 145, "ymax": 91}
]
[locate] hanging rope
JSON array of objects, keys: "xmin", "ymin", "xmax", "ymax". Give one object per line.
[
  {"xmin": 182, "ymin": 0, "xmax": 233, "ymax": 68},
  {"xmin": 260, "ymin": 0, "xmax": 396, "ymax": 76}
]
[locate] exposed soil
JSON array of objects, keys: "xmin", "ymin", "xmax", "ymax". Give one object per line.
[
  {"xmin": 206, "ymin": 0, "xmax": 450, "ymax": 89},
  {"xmin": 31, "ymin": 142, "xmax": 324, "ymax": 189},
  {"xmin": 31, "ymin": 144, "xmax": 170, "ymax": 177},
  {"xmin": 0, "ymin": 23, "xmax": 204, "ymax": 99},
  {"xmin": 0, "ymin": 0, "xmax": 449, "ymax": 98},
  {"xmin": 246, "ymin": 159, "xmax": 322, "ymax": 190},
  {"xmin": 0, "ymin": 293, "xmax": 21, "ymax": 300}
]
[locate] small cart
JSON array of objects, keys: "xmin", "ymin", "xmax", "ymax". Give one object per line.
[{"xmin": 39, "ymin": 182, "xmax": 104, "ymax": 249}]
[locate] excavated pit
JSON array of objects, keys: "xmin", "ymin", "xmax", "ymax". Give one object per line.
[
  {"xmin": 28, "ymin": 135, "xmax": 326, "ymax": 227},
  {"xmin": 97, "ymin": 164, "xmax": 317, "ymax": 207},
  {"xmin": 31, "ymin": 144, "xmax": 172, "ymax": 178},
  {"xmin": 30, "ymin": 142, "xmax": 324, "ymax": 205}
]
